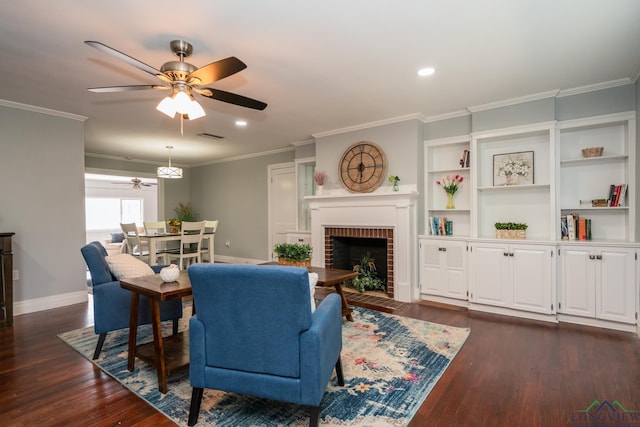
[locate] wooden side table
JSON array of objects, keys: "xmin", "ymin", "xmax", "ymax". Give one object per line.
[
  {"xmin": 310, "ymin": 267, "xmax": 358, "ymax": 322},
  {"xmin": 120, "ymin": 271, "xmax": 192, "ymax": 394}
]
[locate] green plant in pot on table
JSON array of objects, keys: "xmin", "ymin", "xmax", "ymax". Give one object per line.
[{"xmin": 273, "ymin": 243, "xmax": 313, "ymax": 269}]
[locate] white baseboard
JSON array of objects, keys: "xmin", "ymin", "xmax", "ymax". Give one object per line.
[
  {"xmin": 14, "ymin": 291, "xmax": 89, "ymax": 316},
  {"xmin": 213, "ymin": 255, "xmax": 269, "ymax": 265}
]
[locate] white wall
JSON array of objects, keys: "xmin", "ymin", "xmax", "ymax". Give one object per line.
[{"xmin": 0, "ymin": 102, "xmax": 87, "ymax": 311}]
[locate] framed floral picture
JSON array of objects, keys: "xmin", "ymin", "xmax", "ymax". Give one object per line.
[{"xmin": 493, "ymin": 151, "xmax": 534, "ymax": 186}]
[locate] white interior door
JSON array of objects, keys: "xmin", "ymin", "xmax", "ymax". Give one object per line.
[{"xmin": 268, "ymin": 163, "xmax": 296, "ymax": 260}]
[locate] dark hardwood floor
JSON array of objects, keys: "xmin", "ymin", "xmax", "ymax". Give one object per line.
[{"xmin": 1, "ymin": 290, "xmax": 639, "ymax": 426}]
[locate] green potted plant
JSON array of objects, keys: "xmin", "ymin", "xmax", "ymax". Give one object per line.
[
  {"xmin": 273, "ymin": 243, "xmax": 313, "ymax": 270},
  {"xmin": 495, "ymin": 222, "xmax": 528, "ymax": 239},
  {"xmin": 351, "ymin": 253, "xmax": 387, "ymax": 293}
]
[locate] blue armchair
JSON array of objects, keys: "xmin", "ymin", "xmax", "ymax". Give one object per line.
[
  {"xmin": 187, "ymin": 264, "xmax": 344, "ymax": 427},
  {"xmin": 80, "ymin": 241, "xmax": 183, "ymax": 359}
]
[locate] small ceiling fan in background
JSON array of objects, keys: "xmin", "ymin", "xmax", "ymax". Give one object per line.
[
  {"xmin": 84, "ymin": 39, "xmax": 267, "ymax": 121},
  {"xmin": 111, "ymin": 177, "xmax": 157, "ymax": 190}
]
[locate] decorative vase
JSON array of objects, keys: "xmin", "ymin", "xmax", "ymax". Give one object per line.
[
  {"xmin": 506, "ymin": 174, "xmax": 520, "ymax": 186},
  {"xmin": 316, "ymin": 184, "xmax": 324, "ymax": 196},
  {"xmin": 169, "ymin": 225, "xmax": 180, "ymax": 234},
  {"xmin": 392, "ymin": 181, "xmax": 399, "ymax": 191},
  {"xmin": 446, "ymin": 193, "xmax": 455, "ymax": 209},
  {"xmin": 160, "ymin": 264, "xmax": 180, "ymax": 282}
]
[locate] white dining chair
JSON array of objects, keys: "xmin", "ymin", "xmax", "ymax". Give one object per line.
[
  {"xmin": 144, "ymin": 221, "xmax": 170, "ymax": 264},
  {"xmin": 200, "ymin": 220, "xmax": 218, "ymax": 263},
  {"xmin": 120, "ymin": 222, "xmax": 150, "ymax": 263},
  {"xmin": 166, "ymin": 221, "xmax": 206, "ymax": 269}
]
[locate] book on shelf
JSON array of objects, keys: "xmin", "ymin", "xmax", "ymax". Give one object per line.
[
  {"xmin": 591, "ymin": 199, "xmax": 608, "ymax": 207},
  {"xmin": 563, "ymin": 213, "xmax": 592, "ymax": 241},
  {"xmin": 578, "ymin": 216, "xmax": 587, "ymax": 240},
  {"xmin": 560, "ymin": 215, "xmax": 568, "ymax": 240},
  {"xmin": 459, "ymin": 149, "xmax": 470, "ymax": 168},
  {"xmin": 429, "ymin": 216, "xmax": 450, "ymax": 236},
  {"xmin": 566, "ymin": 213, "xmax": 576, "ymax": 240},
  {"xmin": 607, "ymin": 184, "xmax": 628, "ymax": 207}
]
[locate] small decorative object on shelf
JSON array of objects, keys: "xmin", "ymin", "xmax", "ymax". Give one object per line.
[
  {"xmin": 493, "ymin": 151, "xmax": 533, "ymax": 186},
  {"xmin": 313, "ymin": 170, "xmax": 328, "ymax": 195},
  {"xmin": 495, "ymin": 222, "xmax": 528, "ymax": 239},
  {"xmin": 273, "ymin": 243, "xmax": 313, "ymax": 270},
  {"xmin": 388, "ymin": 175, "xmax": 400, "ymax": 191},
  {"xmin": 436, "ymin": 174, "xmax": 463, "ymax": 209},
  {"xmin": 581, "ymin": 146, "xmax": 604, "ymax": 158}
]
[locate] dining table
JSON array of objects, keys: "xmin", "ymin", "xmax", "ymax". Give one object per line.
[{"xmin": 137, "ymin": 232, "xmax": 215, "ymax": 266}]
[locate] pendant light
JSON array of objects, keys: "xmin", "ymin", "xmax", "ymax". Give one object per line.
[{"xmin": 157, "ymin": 146, "xmax": 182, "ymax": 179}]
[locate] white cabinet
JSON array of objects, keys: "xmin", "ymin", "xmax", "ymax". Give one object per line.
[
  {"xmin": 559, "ymin": 244, "xmax": 636, "ymax": 324},
  {"xmin": 469, "ymin": 241, "xmax": 555, "ymax": 315},
  {"xmin": 419, "ymin": 238, "xmax": 467, "ymax": 300}
]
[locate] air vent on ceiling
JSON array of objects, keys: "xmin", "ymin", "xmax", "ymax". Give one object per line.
[{"xmin": 198, "ymin": 133, "xmax": 225, "ymax": 140}]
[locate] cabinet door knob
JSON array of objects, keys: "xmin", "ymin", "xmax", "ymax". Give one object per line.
[
  {"xmin": 503, "ymin": 252, "xmax": 509, "ymax": 257},
  {"xmin": 509, "ymin": 252, "xmax": 514, "ymax": 257},
  {"xmin": 596, "ymin": 255, "xmax": 602, "ymax": 260},
  {"xmin": 589, "ymin": 255, "xmax": 596, "ymax": 260},
  {"xmin": 442, "ymin": 248, "xmax": 447, "ymax": 252}
]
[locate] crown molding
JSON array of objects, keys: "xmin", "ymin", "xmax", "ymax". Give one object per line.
[
  {"xmin": 467, "ymin": 90, "xmax": 559, "ymax": 113},
  {"xmin": 556, "ymin": 78, "xmax": 634, "ymax": 98},
  {"xmin": 85, "ymin": 152, "xmax": 188, "ymax": 168},
  {"xmin": 0, "ymin": 99, "xmax": 87, "ymax": 121},
  {"xmin": 312, "ymin": 113, "xmax": 424, "ymax": 139},
  {"xmin": 422, "ymin": 110, "xmax": 470, "ymax": 123},
  {"xmin": 291, "ymin": 138, "xmax": 315, "ymax": 147},
  {"xmin": 193, "ymin": 146, "xmax": 294, "ymax": 167}
]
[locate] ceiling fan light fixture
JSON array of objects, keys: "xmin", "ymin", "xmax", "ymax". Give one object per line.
[
  {"xmin": 173, "ymin": 90, "xmax": 192, "ymax": 114},
  {"xmin": 156, "ymin": 96, "xmax": 177, "ymax": 118},
  {"xmin": 157, "ymin": 145, "xmax": 183, "ymax": 179},
  {"xmin": 187, "ymin": 99, "xmax": 206, "ymax": 120}
]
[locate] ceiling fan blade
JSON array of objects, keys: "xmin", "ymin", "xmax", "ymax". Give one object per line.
[
  {"xmin": 200, "ymin": 88, "xmax": 267, "ymax": 110},
  {"xmin": 88, "ymin": 85, "xmax": 169, "ymax": 93},
  {"xmin": 187, "ymin": 56, "xmax": 247, "ymax": 86},
  {"xmin": 85, "ymin": 40, "xmax": 166, "ymax": 79}
]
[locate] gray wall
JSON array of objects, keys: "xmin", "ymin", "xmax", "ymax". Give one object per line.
[
  {"xmin": 0, "ymin": 104, "xmax": 86, "ymax": 303},
  {"xmin": 190, "ymin": 150, "xmax": 295, "ymax": 261},
  {"xmin": 314, "ymin": 119, "xmax": 422, "ymax": 191}
]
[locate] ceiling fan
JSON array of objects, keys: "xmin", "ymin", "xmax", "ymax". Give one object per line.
[
  {"xmin": 111, "ymin": 177, "xmax": 157, "ymax": 190},
  {"xmin": 84, "ymin": 40, "xmax": 267, "ymax": 120}
]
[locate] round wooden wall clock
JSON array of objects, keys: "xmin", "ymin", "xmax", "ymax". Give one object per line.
[{"xmin": 339, "ymin": 141, "xmax": 388, "ymax": 193}]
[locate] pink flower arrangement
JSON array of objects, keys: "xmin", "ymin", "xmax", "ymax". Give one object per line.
[
  {"xmin": 313, "ymin": 170, "xmax": 328, "ymax": 185},
  {"xmin": 436, "ymin": 175, "xmax": 464, "ymax": 195}
]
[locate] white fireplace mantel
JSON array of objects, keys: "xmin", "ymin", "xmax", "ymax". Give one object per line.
[{"xmin": 307, "ymin": 190, "xmax": 419, "ymax": 302}]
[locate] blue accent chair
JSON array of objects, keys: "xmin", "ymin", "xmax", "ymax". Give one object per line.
[
  {"xmin": 187, "ymin": 264, "xmax": 344, "ymax": 427},
  {"xmin": 80, "ymin": 241, "xmax": 183, "ymax": 359}
]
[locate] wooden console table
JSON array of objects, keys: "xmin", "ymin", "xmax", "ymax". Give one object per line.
[{"xmin": 0, "ymin": 232, "xmax": 15, "ymax": 327}]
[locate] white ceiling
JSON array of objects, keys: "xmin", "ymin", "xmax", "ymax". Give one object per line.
[{"xmin": 1, "ymin": 0, "xmax": 639, "ymax": 167}]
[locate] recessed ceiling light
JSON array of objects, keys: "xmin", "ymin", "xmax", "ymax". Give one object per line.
[
  {"xmin": 235, "ymin": 120, "xmax": 247, "ymax": 127},
  {"xmin": 417, "ymin": 67, "xmax": 435, "ymax": 77}
]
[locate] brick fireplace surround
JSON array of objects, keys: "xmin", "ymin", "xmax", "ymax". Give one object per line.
[
  {"xmin": 307, "ymin": 190, "xmax": 418, "ymax": 302},
  {"xmin": 324, "ymin": 227, "xmax": 394, "ymax": 297}
]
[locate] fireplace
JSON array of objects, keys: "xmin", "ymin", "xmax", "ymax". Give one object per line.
[
  {"xmin": 325, "ymin": 227, "xmax": 393, "ymax": 297},
  {"xmin": 307, "ymin": 190, "xmax": 418, "ymax": 302}
]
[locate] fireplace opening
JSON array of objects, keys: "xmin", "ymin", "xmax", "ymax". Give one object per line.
[
  {"xmin": 333, "ymin": 237, "xmax": 387, "ymax": 288},
  {"xmin": 324, "ymin": 227, "xmax": 394, "ymax": 297}
]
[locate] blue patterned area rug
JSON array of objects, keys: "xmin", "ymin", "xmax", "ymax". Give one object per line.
[{"xmin": 59, "ymin": 307, "xmax": 469, "ymax": 426}]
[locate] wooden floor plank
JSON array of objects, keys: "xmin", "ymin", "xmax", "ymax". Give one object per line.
[{"xmin": 1, "ymin": 293, "xmax": 639, "ymax": 426}]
